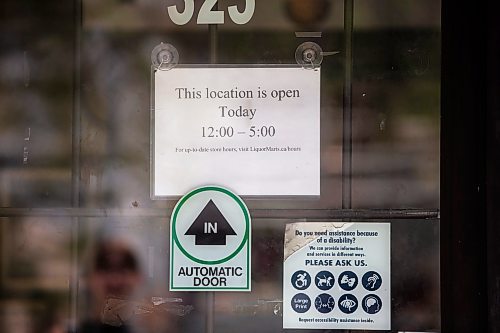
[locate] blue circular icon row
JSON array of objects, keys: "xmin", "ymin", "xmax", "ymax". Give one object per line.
[
  {"xmin": 291, "ymin": 270, "xmax": 382, "ymax": 291},
  {"xmin": 291, "ymin": 293, "xmax": 382, "ymax": 315}
]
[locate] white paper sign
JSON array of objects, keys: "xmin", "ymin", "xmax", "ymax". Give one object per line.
[
  {"xmin": 153, "ymin": 67, "xmax": 320, "ymax": 197},
  {"xmin": 283, "ymin": 222, "xmax": 391, "ymax": 330}
]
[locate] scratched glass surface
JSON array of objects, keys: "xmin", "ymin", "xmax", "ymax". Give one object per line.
[{"xmin": 75, "ymin": 218, "xmax": 204, "ymax": 333}]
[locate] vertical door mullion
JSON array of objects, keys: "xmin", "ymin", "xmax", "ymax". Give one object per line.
[
  {"xmin": 343, "ymin": 0, "xmax": 354, "ymax": 210},
  {"xmin": 205, "ymin": 15, "xmax": 219, "ymax": 333},
  {"xmin": 69, "ymin": 0, "xmax": 83, "ymax": 331}
]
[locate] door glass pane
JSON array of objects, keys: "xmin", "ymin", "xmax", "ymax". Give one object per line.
[
  {"xmin": 352, "ymin": 0, "xmax": 440, "ymax": 209},
  {"xmin": 0, "ymin": 1, "xmax": 74, "ymax": 208},
  {"xmin": 0, "ymin": 217, "xmax": 71, "ymax": 332},
  {"xmin": 1, "ymin": 1, "xmax": 440, "ymax": 332}
]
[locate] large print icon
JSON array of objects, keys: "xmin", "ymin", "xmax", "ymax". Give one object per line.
[{"xmin": 291, "ymin": 293, "xmax": 311, "ymax": 313}]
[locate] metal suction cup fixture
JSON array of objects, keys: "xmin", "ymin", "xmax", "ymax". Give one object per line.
[
  {"xmin": 151, "ymin": 43, "xmax": 179, "ymax": 71},
  {"xmin": 295, "ymin": 42, "xmax": 323, "ymax": 69}
]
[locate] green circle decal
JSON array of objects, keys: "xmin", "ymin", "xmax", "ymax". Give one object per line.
[{"xmin": 171, "ymin": 186, "xmax": 250, "ymax": 265}]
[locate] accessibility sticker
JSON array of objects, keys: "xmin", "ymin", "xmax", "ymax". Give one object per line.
[
  {"xmin": 170, "ymin": 186, "xmax": 251, "ymax": 291},
  {"xmin": 283, "ymin": 222, "xmax": 390, "ymax": 330}
]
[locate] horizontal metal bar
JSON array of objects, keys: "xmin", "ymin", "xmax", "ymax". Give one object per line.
[
  {"xmin": 0, "ymin": 208, "xmax": 439, "ymax": 220},
  {"xmin": 253, "ymin": 209, "xmax": 439, "ymax": 220},
  {"xmin": 295, "ymin": 31, "xmax": 322, "ymax": 38}
]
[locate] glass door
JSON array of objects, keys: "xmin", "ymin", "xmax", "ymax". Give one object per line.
[{"xmin": 0, "ymin": 1, "xmax": 441, "ymax": 332}]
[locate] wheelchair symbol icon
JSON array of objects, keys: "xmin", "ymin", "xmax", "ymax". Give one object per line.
[{"xmin": 291, "ymin": 270, "xmax": 311, "ymax": 290}]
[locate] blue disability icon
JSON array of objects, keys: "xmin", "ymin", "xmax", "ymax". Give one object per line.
[
  {"xmin": 291, "ymin": 270, "xmax": 311, "ymax": 290},
  {"xmin": 338, "ymin": 271, "xmax": 358, "ymax": 291},
  {"xmin": 314, "ymin": 293, "xmax": 335, "ymax": 313},
  {"xmin": 291, "ymin": 293, "xmax": 311, "ymax": 313},
  {"xmin": 362, "ymin": 294, "xmax": 382, "ymax": 314},
  {"xmin": 338, "ymin": 294, "xmax": 358, "ymax": 314},
  {"xmin": 315, "ymin": 271, "xmax": 334, "ymax": 290},
  {"xmin": 362, "ymin": 271, "xmax": 382, "ymax": 291}
]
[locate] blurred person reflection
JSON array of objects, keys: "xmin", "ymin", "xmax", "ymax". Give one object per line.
[
  {"xmin": 79, "ymin": 233, "xmax": 185, "ymax": 333},
  {"xmin": 80, "ymin": 238, "xmax": 142, "ymax": 333}
]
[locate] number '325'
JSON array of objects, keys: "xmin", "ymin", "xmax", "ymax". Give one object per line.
[{"xmin": 167, "ymin": 0, "xmax": 255, "ymax": 25}]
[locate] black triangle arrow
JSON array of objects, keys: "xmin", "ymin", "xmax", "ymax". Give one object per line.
[{"xmin": 185, "ymin": 200, "xmax": 236, "ymax": 245}]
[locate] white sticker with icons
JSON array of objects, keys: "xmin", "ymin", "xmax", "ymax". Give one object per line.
[{"xmin": 283, "ymin": 222, "xmax": 390, "ymax": 330}]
